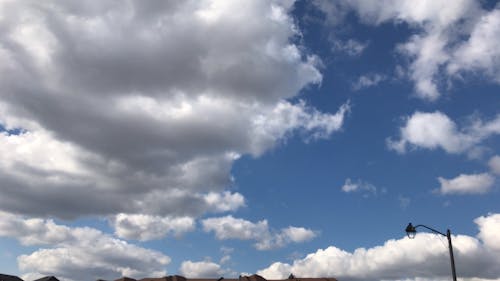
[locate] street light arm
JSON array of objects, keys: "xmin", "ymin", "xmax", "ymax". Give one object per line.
[
  {"xmin": 413, "ymin": 224, "xmax": 447, "ymax": 237},
  {"xmin": 405, "ymin": 223, "xmax": 457, "ymax": 281}
]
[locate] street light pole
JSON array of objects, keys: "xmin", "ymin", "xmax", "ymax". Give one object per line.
[
  {"xmin": 405, "ymin": 223, "xmax": 457, "ymax": 281},
  {"xmin": 446, "ymin": 229, "xmax": 458, "ymax": 281}
]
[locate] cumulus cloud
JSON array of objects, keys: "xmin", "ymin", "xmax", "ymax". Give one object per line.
[
  {"xmin": 0, "ymin": 0, "xmax": 349, "ymax": 219},
  {"xmin": 437, "ymin": 173, "xmax": 495, "ymax": 195},
  {"xmin": 255, "ymin": 226, "xmax": 319, "ymax": 251},
  {"xmin": 258, "ymin": 213, "xmax": 500, "ymax": 281},
  {"xmin": 313, "ymin": 0, "xmax": 499, "ymax": 100},
  {"xmin": 475, "ymin": 214, "xmax": 500, "ymax": 252},
  {"xmin": 203, "ymin": 191, "xmax": 247, "ymax": 213},
  {"xmin": 202, "ymin": 216, "xmax": 268, "ymax": 241},
  {"xmin": 202, "ymin": 216, "xmax": 318, "ymax": 250},
  {"xmin": 387, "ymin": 111, "xmax": 500, "ymax": 154},
  {"xmin": 0, "ymin": 212, "xmax": 170, "ymax": 281},
  {"xmin": 281, "ymin": 227, "xmax": 318, "ymax": 243},
  {"xmin": 179, "ymin": 261, "xmax": 224, "ymax": 278},
  {"xmin": 0, "ymin": 130, "xmax": 244, "ymax": 218},
  {"xmin": 0, "ymin": 211, "xmax": 80, "ymax": 247},
  {"xmin": 111, "ymin": 213, "xmax": 195, "ymax": 241}
]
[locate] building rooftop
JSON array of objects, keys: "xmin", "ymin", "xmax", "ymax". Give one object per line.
[
  {"xmin": 0, "ymin": 274, "xmax": 24, "ymax": 281},
  {"xmin": 33, "ymin": 277, "xmax": 60, "ymax": 281},
  {"xmin": 108, "ymin": 274, "xmax": 338, "ymax": 281},
  {"xmin": 0, "ymin": 273, "xmax": 339, "ymax": 281}
]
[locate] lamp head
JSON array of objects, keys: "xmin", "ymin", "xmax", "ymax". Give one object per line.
[{"xmin": 406, "ymin": 223, "xmax": 417, "ymax": 239}]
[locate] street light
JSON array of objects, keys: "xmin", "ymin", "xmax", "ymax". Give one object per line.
[{"xmin": 405, "ymin": 223, "xmax": 457, "ymax": 281}]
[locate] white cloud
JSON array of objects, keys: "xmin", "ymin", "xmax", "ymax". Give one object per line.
[
  {"xmin": 475, "ymin": 214, "xmax": 500, "ymax": 252},
  {"xmin": 437, "ymin": 173, "xmax": 495, "ymax": 195},
  {"xmin": 281, "ymin": 227, "xmax": 318, "ymax": 243},
  {"xmin": 489, "ymin": 156, "xmax": 500, "ymax": 175},
  {"xmin": 341, "ymin": 178, "xmax": 377, "ymax": 195},
  {"xmin": 387, "ymin": 111, "xmax": 500, "ymax": 154},
  {"xmin": 352, "ymin": 73, "xmax": 386, "ymax": 90},
  {"xmin": 250, "ymin": 101, "xmax": 350, "ymax": 155},
  {"xmin": 341, "ymin": 179, "xmax": 359, "ymax": 192},
  {"xmin": 256, "ymin": 227, "xmax": 318, "ymax": 251},
  {"xmin": 348, "ymin": 0, "xmax": 481, "ymax": 101},
  {"xmin": 202, "ymin": 216, "xmax": 268, "ymax": 241},
  {"xmin": 0, "ymin": 0, "xmax": 349, "ymax": 219},
  {"xmin": 111, "ymin": 213, "xmax": 195, "ymax": 241},
  {"xmin": 314, "ymin": 0, "xmax": 500, "ymax": 100},
  {"xmin": 342, "ymin": 0, "xmax": 479, "ymax": 26},
  {"xmin": 332, "ymin": 39, "xmax": 369, "ymax": 56},
  {"xmin": 0, "ymin": 211, "xmax": 80, "ymax": 246},
  {"xmin": 397, "ymin": 31, "xmax": 449, "ymax": 101},
  {"xmin": 0, "ymin": 212, "xmax": 170, "ymax": 281},
  {"xmin": 448, "ymin": 9, "xmax": 500, "ymax": 83},
  {"xmin": 387, "ymin": 111, "xmax": 468, "ymax": 153},
  {"xmin": 179, "ymin": 261, "xmax": 223, "ymax": 278},
  {"xmin": 202, "ymin": 216, "xmax": 317, "ymax": 250},
  {"xmin": 204, "ymin": 191, "xmax": 246, "ymax": 213},
  {"xmin": 258, "ymin": 213, "xmax": 500, "ymax": 281}
]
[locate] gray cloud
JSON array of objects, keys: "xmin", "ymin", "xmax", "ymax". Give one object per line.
[
  {"xmin": 111, "ymin": 213, "xmax": 195, "ymax": 241},
  {"xmin": 0, "ymin": 0, "xmax": 349, "ymax": 219}
]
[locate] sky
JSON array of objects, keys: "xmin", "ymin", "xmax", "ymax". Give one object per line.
[{"xmin": 0, "ymin": 0, "xmax": 499, "ymax": 281}]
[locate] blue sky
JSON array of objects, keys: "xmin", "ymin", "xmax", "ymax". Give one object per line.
[{"xmin": 0, "ymin": 1, "xmax": 499, "ymax": 281}]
